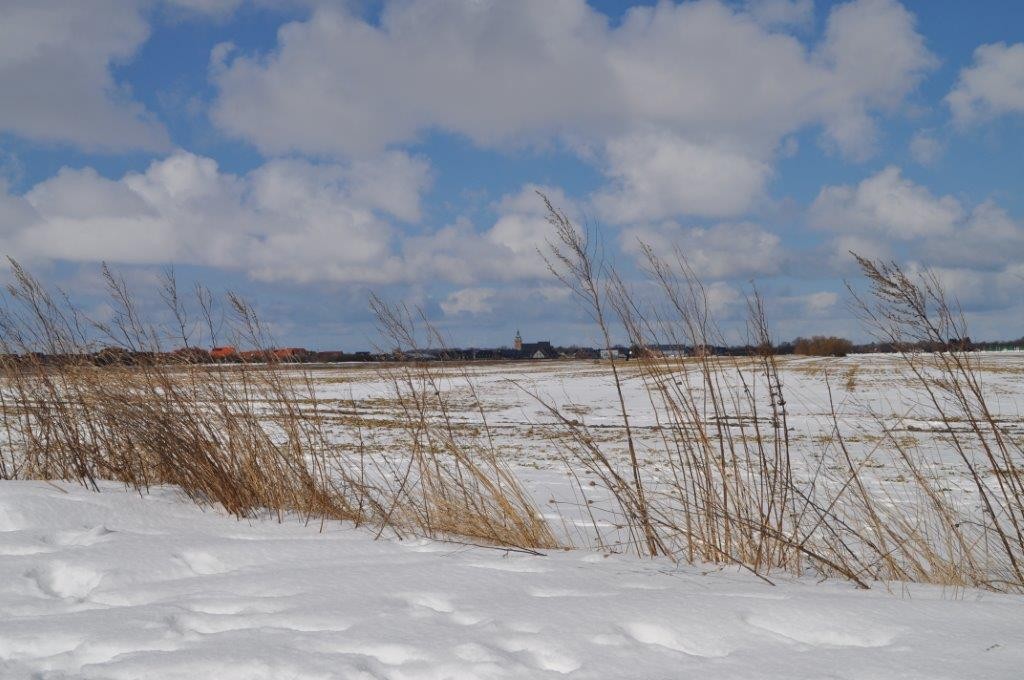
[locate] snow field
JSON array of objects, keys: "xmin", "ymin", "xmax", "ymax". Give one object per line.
[{"xmin": 2, "ymin": 481, "xmax": 1023, "ymax": 679}]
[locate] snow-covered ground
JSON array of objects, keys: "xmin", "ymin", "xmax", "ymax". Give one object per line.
[
  {"xmin": 298, "ymin": 353, "xmax": 1024, "ymax": 544},
  {"xmin": 4, "ymin": 354, "xmax": 1024, "ymax": 677},
  {"xmin": 304, "ymin": 353, "xmax": 1024, "ymax": 467},
  {"xmin": 3, "ymin": 481, "xmax": 1023, "ymax": 679}
]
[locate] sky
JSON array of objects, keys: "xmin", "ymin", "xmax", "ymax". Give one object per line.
[{"xmin": 0, "ymin": 0, "xmax": 1022, "ymax": 351}]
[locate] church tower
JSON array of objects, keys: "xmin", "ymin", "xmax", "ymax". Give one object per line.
[{"xmin": 513, "ymin": 329, "xmax": 523, "ymax": 352}]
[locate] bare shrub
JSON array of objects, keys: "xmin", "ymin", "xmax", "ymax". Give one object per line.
[{"xmin": 793, "ymin": 336, "xmax": 854, "ymax": 357}]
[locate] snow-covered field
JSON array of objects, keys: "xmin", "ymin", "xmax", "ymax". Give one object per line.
[
  {"xmin": 305, "ymin": 353, "xmax": 1024, "ymax": 469},
  {"xmin": 3, "ymin": 353, "xmax": 1024, "ymax": 678},
  {"xmin": 298, "ymin": 353, "xmax": 1024, "ymax": 545},
  {"xmin": 3, "ymin": 481, "xmax": 1023, "ymax": 679}
]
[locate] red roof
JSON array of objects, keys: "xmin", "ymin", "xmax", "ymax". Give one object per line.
[{"xmin": 210, "ymin": 346, "xmax": 237, "ymax": 359}]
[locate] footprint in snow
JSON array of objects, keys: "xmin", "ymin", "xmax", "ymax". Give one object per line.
[
  {"xmin": 50, "ymin": 525, "xmax": 116, "ymax": 547},
  {"xmin": 453, "ymin": 642, "xmax": 504, "ymax": 664},
  {"xmin": 742, "ymin": 612, "xmax": 896, "ymax": 649},
  {"xmin": 0, "ymin": 505, "xmax": 26, "ymax": 532},
  {"xmin": 528, "ymin": 586, "xmax": 603, "ymax": 598},
  {"xmin": 399, "ymin": 591, "xmax": 455, "ymax": 614},
  {"xmin": 175, "ymin": 550, "xmax": 233, "ymax": 576},
  {"xmin": 496, "ymin": 636, "xmax": 582, "ymax": 674},
  {"xmin": 324, "ymin": 640, "xmax": 427, "ymax": 666},
  {"xmin": 467, "ymin": 559, "xmax": 549, "ymax": 573},
  {"xmin": 186, "ymin": 598, "xmax": 285, "ymax": 616},
  {"xmin": 0, "ymin": 542, "xmax": 54, "ymax": 556},
  {"xmin": 26, "ymin": 561, "xmax": 104, "ymax": 601},
  {"xmin": 621, "ymin": 621, "xmax": 730, "ymax": 658},
  {"xmin": 398, "ymin": 592, "xmax": 488, "ymax": 626}
]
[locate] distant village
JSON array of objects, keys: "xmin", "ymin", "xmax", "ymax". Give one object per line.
[
  {"xmin": 8, "ymin": 328, "xmax": 1024, "ymax": 368},
  {"xmin": 58, "ymin": 331, "xmax": 639, "ymax": 366}
]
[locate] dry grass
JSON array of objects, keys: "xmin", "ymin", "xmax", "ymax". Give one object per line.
[
  {"xmin": 0, "ymin": 260, "xmax": 554, "ymax": 552},
  {"xmin": 1, "ymin": 215, "xmax": 1021, "ymax": 595},
  {"xmin": 528, "ymin": 195, "xmax": 1024, "ymax": 592}
]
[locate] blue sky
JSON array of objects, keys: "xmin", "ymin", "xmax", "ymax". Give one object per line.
[{"xmin": 1, "ymin": 0, "xmax": 1022, "ymax": 350}]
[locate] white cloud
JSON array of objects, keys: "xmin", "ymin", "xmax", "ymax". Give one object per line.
[
  {"xmin": 2, "ymin": 164, "xmax": 582, "ymax": 289},
  {"xmin": 809, "ymin": 166, "xmax": 963, "ymax": 239},
  {"xmin": 211, "ymin": 0, "xmax": 609, "ymax": 156},
  {"xmin": 705, "ymin": 281, "xmax": 743, "ymax": 315},
  {"xmin": 210, "ymin": 0, "xmax": 933, "ymax": 166},
  {"xmin": 440, "ymin": 288, "xmax": 496, "ymax": 316},
  {"xmin": 774, "ymin": 290, "xmax": 842, "ymax": 320},
  {"xmin": 5, "ymin": 151, "xmax": 432, "ymax": 284},
  {"xmin": 0, "ymin": 1, "xmax": 170, "ymax": 151},
  {"xmin": 909, "ymin": 130, "xmax": 943, "ymax": 165},
  {"xmin": 826, "ymin": 233, "xmax": 893, "ymax": 271},
  {"xmin": 921, "ymin": 201, "xmax": 1024, "ymax": 271},
  {"xmin": 621, "ymin": 221, "xmax": 783, "ymax": 280},
  {"xmin": 817, "ymin": 0, "xmax": 933, "ymax": 109},
  {"xmin": 814, "ymin": 0, "xmax": 935, "ymax": 159},
  {"xmin": 594, "ymin": 131, "xmax": 771, "ymax": 221},
  {"xmin": 743, "ymin": 0, "xmax": 814, "ymax": 31},
  {"xmin": 900, "ymin": 264, "xmax": 1024, "ymax": 313},
  {"xmin": 163, "ymin": 0, "xmax": 244, "ymax": 17},
  {"xmin": 816, "ymin": 172, "xmax": 1024, "ymax": 314},
  {"xmin": 402, "ymin": 185, "xmax": 572, "ymax": 285},
  {"xmin": 803, "ymin": 291, "xmax": 839, "ymax": 315},
  {"xmin": 0, "ymin": 179, "xmax": 40, "ymax": 241},
  {"xmin": 208, "ymin": 0, "xmax": 935, "ymax": 229},
  {"xmin": 947, "ymin": 42, "xmax": 1024, "ymax": 125}
]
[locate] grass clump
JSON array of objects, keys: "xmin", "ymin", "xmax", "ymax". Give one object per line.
[
  {"xmin": 532, "ymin": 195, "xmax": 1024, "ymax": 592},
  {"xmin": 0, "ymin": 259, "xmax": 554, "ymax": 552}
]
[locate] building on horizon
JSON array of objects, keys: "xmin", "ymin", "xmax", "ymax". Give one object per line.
[{"xmin": 513, "ymin": 330, "xmax": 557, "ymax": 360}]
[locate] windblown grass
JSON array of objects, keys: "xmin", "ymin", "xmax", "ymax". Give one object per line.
[
  {"xmin": 530, "ymin": 195, "xmax": 1024, "ymax": 592},
  {"xmin": 0, "ymin": 259, "xmax": 553, "ymax": 551},
  {"xmin": 1, "ymin": 205, "xmax": 1021, "ymax": 595}
]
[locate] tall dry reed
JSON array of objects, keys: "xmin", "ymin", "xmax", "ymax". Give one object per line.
[
  {"xmin": 0, "ymin": 259, "xmax": 553, "ymax": 551},
  {"xmin": 534, "ymin": 196, "xmax": 1024, "ymax": 592}
]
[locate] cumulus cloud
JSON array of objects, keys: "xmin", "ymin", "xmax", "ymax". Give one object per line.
[
  {"xmin": 826, "ymin": 233, "xmax": 893, "ymax": 272},
  {"xmin": 947, "ymin": 42, "xmax": 1024, "ymax": 125},
  {"xmin": 809, "ymin": 166, "xmax": 963, "ymax": 239},
  {"xmin": 0, "ymin": 179, "xmax": 39, "ymax": 237},
  {"xmin": 4, "ymin": 151, "xmax": 432, "ymax": 283},
  {"xmin": 594, "ymin": 132, "xmax": 771, "ymax": 221},
  {"xmin": 920, "ymin": 201, "xmax": 1024, "ymax": 271},
  {"xmin": 773, "ymin": 290, "xmax": 841, "ymax": 320},
  {"xmin": 210, "ymin": 0, "xmax": 933, "ymax": 165},
  {"xmin": 440, "ymin": 288, "xmax": 496, "ymax": 316},
  {"xmin": 620, "ymin": 221, "xmax": 784, "ymax": 280},
  {"xmin": 900, "ymin": 264, "xmax": 1024, "ymax": 313},
  {"xmin": 909, "ymin": 130, "xmax": 943, "ymax": 165},
  {"xmin": 402, "ymin": 185, "xmax": 572, "ymax": 284},
  {"xmin": 816, "ymin": 170, "xmax": 1024, "ymax": 314},
  {"xmin": 1, "ymin": 162, "xmax": 586, "ymax": 290},
  {"xmin": 802, "ymin": 291, "xmax": 839, "ymax": 315},
  {"xmin": 743, "ymin": 0, "xmax": 814, "ymax": 31},
  {"xmin": 817, "ymin": 0, "xmax": 933, "ymax": 108},
  {"xmin": 813, "ymin": 0, "xmax": 935, "ymax": 158},
  {"xmin": 704, "ymin": 281, "xmax": 743, "ymax": 315},
  {"xmin": 210, "ymin": 1, "xmax": 609, "ymax": 156},
  {"xmin": 207, "ymin": 0, "xmax": 935, "ymax": 228},
  {"xmin": 0, "ymin": 1, "xmax": 171, "ymax": 151},
  {"xmin": 163, "ymin": 0, "xmax": 244, "ymax": 17}
]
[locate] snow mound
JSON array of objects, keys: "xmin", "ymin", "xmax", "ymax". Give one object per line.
[{"xmin": 1, "ymin": 481, "xmax": 1022, "ymax": 678}]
